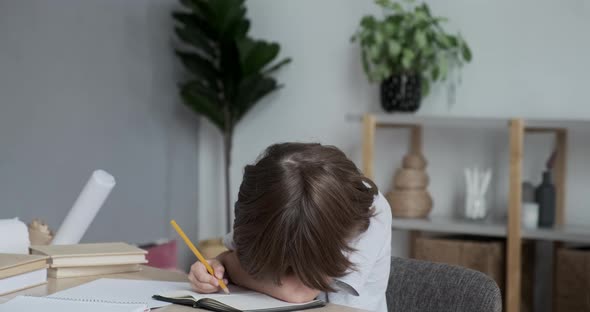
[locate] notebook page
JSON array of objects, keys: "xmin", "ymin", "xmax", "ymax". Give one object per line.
[
  {"xmin": 159, "ymin": 285, "xmax": 321, "ymax": 310},
  {"xmin": 48, "ymin": 278, "xmax": 191, "ymax": 308},
  {"xmin": 0, "ymin": 296, "xmax": 147, "ymax": 312}
]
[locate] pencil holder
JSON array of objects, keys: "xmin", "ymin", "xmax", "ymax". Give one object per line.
[{"xmin": 464, "ymin": 167, "xmax": 492, "ymax": 220}]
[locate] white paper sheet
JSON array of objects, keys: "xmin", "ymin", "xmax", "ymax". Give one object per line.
[
  {"xmin": 0, "ymin": 296, "xmax": 147, "ymax": 312},
  {"xmin": 48, "ymin": 278, "xmax": 190, "ymax": 308}
]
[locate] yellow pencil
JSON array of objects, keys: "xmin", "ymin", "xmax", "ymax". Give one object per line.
[{"xmin": 170, "ymin": 219, "xmax": 230, "ymax": 294}]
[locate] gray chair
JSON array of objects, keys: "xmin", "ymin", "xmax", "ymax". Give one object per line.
[{"xmin": 386, "ymin": 257, "xmax": 502, "ymax": 312}]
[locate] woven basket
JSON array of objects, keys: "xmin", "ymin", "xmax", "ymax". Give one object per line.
[
  {"xmin": 386, "ymin": 189, "xmax": 433, "ymax": 218},
  {"xmin": 394, "ymin": 168, "xmax": 429, "ymax": 189}
]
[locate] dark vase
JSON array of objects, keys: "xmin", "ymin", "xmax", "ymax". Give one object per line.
[
  {"xmin": 535, "ymin": 171, "xmax": 556, "ymax": 228},
  {"xmin": 380, "ymin": 73, "xmax": 422, "ymax": 112}
]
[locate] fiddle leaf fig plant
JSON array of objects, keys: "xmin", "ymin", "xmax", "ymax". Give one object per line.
[
  {"xmin": 352, "ymin": 0, "xmax": 472, "ymax": 96},
  {"xmin": 172, "ymin": 0, "xmax": 291, "ymax": 232}
]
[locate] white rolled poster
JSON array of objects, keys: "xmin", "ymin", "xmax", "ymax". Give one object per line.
[{"xmin": 52, "ymin": 170, "xmax": 116, "ymax": 245}]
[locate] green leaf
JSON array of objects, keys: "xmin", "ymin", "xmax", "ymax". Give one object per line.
[
  {"xmin": 237, "ymin": 38, "xmax": 280, "ymax": 77},
  {"xmin": 387, "ymin": 41, "xmax": 402, "ymax": 58},
  {"xmin": 401, "ymin": 49, "xmax": 415, "ymax": 69},
  {"xmin": 235, "ymin": 75, "xmax": 280, "ymax": 120},
  {"xmin": 361, "ymin": 48, "xmax": 371, "ymax": 79},
  {"xmin": 174, "ymin": 27, "xmax": 216, "ymax": 58},
  {"xmin": 172, "ymin": 12, "xmax": 216, "ymax": 39},
  {"xmin": 180, "ymin": 82, "xmax": 225, "ymax": 130},
  {"xmin": 360, "ymin": 16, "xmax": 377, "ymax": 30},
  {"xmin": 446, "ymin": 35, "xmax": 458, "ymax": 47},
  {"xmin": 421, "ymin": 77, "xmax": 430, "ymax": 97},
  {"xmin": 414, "ymin": 30, "xmax": 427, "ymax": 48},
  {"xmin": 374, "ymin": 31, "xmax": 384, "ymax": 45},
  {"xmin": 207, "ymin": 0, "xmax": 247, "ymax": 40},
  {"xmin": 175, "ymin": 51, "xmax": 219, "ymax": 87},
  {"xmin": 262, "ymin": 58, "xmax": 292, "ymax": 75},
  {"xmin": 431, "ymin": 66, "xmax": 439, "ymax": 81},
  {"xmin": 461, "ymin": 43, "xmax": 472, "ymax": 62},
  {"xmin": 179, "ymin": 0, "xmax": 210, "ymax": 18}
]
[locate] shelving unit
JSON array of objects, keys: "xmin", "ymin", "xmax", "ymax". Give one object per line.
[{"xmin": 360, "ymin": 113, "xmax": 590, "ymax": 312}]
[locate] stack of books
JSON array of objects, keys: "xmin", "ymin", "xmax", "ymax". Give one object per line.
[
  {"xmin": 0, "ymin": 254, "xmax": 48, "ymax": 295},
  {"xmin": 29, "ymin": 242, "xmax": 147, "ymax": 278}
]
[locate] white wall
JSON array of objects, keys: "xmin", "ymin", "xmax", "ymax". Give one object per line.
[
  {"xmin": 198, "ymin": 0, "xmax": 590, "ymax": 257},
  {"xmin": 0, "ymin": 0, "xmax": 201, "ymax": 269}
]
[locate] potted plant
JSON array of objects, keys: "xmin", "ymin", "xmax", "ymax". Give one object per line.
[
  {"xmin": 172, "ymin": 0, "xmax": 291, "ymax": 254},
  {"xmin": 352, "ymin": 0, "xmax": 472, "ymax": 112}
]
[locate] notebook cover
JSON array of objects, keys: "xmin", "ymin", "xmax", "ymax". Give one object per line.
[
  {"xmin": 0, "ymin": 254, "xmax": 48, "ymax": 279},
  {"xmin": 152, "ymin": 294, "xmax": 326, "ymax": 312},
  {"xmin": 48, "ymin": 263, "xmax": 142, "ymax": 278},
  {"xmin": 29, "ymin": 242, "xmax": 147, "ymax": 258}
]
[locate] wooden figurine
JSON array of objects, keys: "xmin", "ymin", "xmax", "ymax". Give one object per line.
[
  {"xmin": 386, "ymin": 153, "xmax": 433, "ymax": 218},
  {"xmin": 28, "ymin": 219, "xmax": 54, "ymax": 245}
]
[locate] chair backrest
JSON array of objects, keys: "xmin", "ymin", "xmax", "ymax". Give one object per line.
[{"xmin": 387, "ymin": 257, "xmax": 502, "ymax": 312}]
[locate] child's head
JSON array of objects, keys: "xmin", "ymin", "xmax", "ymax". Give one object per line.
[{"xmin": 233, "ymin": 143, "xmax": 377, "ymax": 291}]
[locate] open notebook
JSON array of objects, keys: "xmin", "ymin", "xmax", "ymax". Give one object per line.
[
  {"xmin": 153, "ymin": 285, "xmax": 325, "ymax": 312},
  {"xmin": 0, "ymin": 296, "xmax": 147, "ymax": 312}
]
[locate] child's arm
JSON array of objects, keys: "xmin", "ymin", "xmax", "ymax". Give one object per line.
[{"xmin": 218, "ymin": 251, "xmax": 321, "ymax": 303}]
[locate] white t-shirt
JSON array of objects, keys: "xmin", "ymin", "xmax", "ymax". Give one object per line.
[{"xmin": 223, "ymin": 191, "xmax": 392, "ymax": 312}]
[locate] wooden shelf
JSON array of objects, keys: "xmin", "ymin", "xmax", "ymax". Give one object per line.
[
  {"xmin": 392, "ymin": 216, "xmax": 590, "ymax": 244},
  {"xmin": 360, "ymin": 113, "xmax": 589, "ymax": 312},
  {"xmin": 349, "ymin": 113, "xmax": 590, "ymax": 131},
  {"xmin": 392, "ymin": 216, "xmax": 506, "ymax": 238}
]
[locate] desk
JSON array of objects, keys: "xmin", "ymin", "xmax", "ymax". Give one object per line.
[{"xmin": 0, "ymin": 266, "xmax": 366, "ymax": 311}]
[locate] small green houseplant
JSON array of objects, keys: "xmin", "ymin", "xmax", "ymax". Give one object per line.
[
  {"xmin": 352, "ymin": 0, "xmax": 472, "ymax": 112},
  {"xmin": 172, "ymin": 0, "xmax": 291, "ymax": 233}
]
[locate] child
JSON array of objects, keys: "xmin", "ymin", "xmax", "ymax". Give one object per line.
[{"xmin": 189, "ymin": 143, "xmax": 392, "ymax": 312}]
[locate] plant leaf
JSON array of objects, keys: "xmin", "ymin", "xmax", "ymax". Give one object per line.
[
  {"xmin": 262, "ymin": 58, "xmax": 292, "ymax": 75},
  {"xmin": 175, "ymin": 51, "xmax": 219, "ymax": 87},
  {"xmin": 461, "ymin": 43, "xmax": 472, "ymax": 62},
  {"xmin": 180, "ymin": 82, "xmax": 225, "ymax": 130},
  {"xmin": 388, "ymin": 41, "xmax": 402, "ymax": 58},
  {"xmin": 235, "ymin": 75, "xmax": 279, "ymax": 120},
  {"xmin": 421, "ymin": 77, "xmax": 430, "ymax": 97},
  {"xmin": 174, "ymin": 27, "xmax": 216, "ymax": 58},
  {"xmin": 402, "ymin": 49, "xmax": 415, "ymax": 69},
  {"xmin": 414, "ymin": 30, "xmax": 427, "ymax": 48},
  {"xmin": 237, "ymin": 38, "xmax": 280, "ymax": 77}
]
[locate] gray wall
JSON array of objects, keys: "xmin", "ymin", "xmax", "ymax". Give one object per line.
[{"xmin": 0, "ymin": 0, "xmax": 200, "ymax": 269}]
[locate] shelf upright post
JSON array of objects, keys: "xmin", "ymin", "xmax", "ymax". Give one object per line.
[
  {"xmin": 362, "ymin": 113, "xmax": 377, "ymax": 180},
  {"xmin": 507, "ymin": 119, "xmax": 524, "ymax": 312}
]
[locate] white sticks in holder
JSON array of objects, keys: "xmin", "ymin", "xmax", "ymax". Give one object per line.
[{"xmin": 464, "ymin": 167, "xmax": 492, "ymax": 220}]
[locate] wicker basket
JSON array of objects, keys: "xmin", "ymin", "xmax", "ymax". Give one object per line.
[
  {"xmin": 555, "ymin": 247, "xmax": 590, "ymax": 311},
  {"xmin": 394, "ymin": 168, "xmax": 429, "ymax": 189},
  {"xmin": 386, "ymin": 189, "xmax": 432, "ymax": 218}
]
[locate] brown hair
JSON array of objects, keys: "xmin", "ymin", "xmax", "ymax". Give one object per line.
[{"xmin": 233, "ymin": 143, "xmax": 377, "ymax": 291}]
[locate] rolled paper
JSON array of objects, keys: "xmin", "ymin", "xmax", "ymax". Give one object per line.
[
  {"xmin": 52, "ymin": 170, "xmax": 116, "ymax": 245},
  {"xmin": 0, "ymin": 218, "xmax": 30, "ymax": 254}
]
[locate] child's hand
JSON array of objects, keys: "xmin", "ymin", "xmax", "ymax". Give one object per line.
[{"xmin": 188, "ymin": 259, "xmax": 229, "ymax": 293}]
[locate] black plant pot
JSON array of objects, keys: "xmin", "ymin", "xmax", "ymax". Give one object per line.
[{"xmin": 380, "ymin": 74, "xmax": 422, "ymax": 113}]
